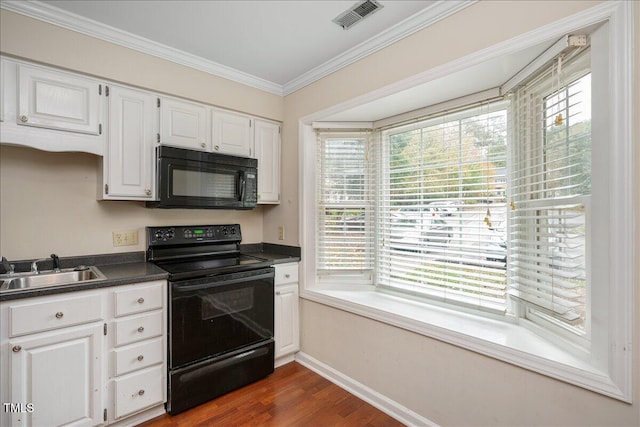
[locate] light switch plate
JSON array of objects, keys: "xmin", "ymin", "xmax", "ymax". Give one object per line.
[{"xmin": 113, "ymin": 230, "xmax": 139, "ymax": 247}]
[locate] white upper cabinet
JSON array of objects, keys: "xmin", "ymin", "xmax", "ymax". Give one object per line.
[
  {"xmin": 212, "ymin": 109, "xmax": 253, "ymax": 157},
  {"xmin": 17, "ymin": 63, "xmax": 102, "ymax": 135},
  {"xmin": 159, "ymin": 97, "xmax": 208, "ymax": 151},
  {"xmin": 102, "ymin": 85, "xmax": 157, "ymax": 200},
  {"xmin": 0, "ymin": 57, "xmax": 106, "ymax": 155},
  {"xmin": 254, "ymin": 119, "xmax": 281, "ymax": 204}
]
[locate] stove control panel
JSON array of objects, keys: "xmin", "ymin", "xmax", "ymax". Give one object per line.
[{"xmin": 147, "ymin": 224, "xmax": 242, "ymax": 245}]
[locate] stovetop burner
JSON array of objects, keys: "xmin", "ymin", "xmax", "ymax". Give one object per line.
[{"xmin": 154, "ymin": 254, "xmax": 267, "ymax": 280}]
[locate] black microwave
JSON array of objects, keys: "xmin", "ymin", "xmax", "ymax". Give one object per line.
[{"xmin": 147, "ymin": 146, "xmax": 257, "ymax": 210}]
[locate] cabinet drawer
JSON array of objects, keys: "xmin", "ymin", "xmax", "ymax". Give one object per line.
[
  {"xmin": 9, "ymin": 293, "xmax": 102, "ymax": 337},
  {"xmin": 275, "ymin": 263, "xmax": 298, "ymax": 285},
  {"xmin": 113, "ymin": 337, "xmax": 164, "ymax": 376},
  {"xmin": 113, "ymin": 311, "xmax": 162, "ymax": 347},
  {"xmin": 113, "ymin": 281, "xmax": 164, "ymax": 317},
  {"xmin": 113, "ymin": 365, "xmax": 164, "ymax": 419}
]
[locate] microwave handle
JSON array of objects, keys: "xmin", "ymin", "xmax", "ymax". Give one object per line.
[{"xmin": 238, "ymin": 171, "xmax": 246, "ymax": 202}]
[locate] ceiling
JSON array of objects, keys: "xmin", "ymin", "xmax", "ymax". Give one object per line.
[{"xmin": 2, "ymin": 0, "xmax": 474, "ymax": 95}]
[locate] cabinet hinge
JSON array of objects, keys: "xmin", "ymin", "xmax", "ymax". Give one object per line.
[
  {"xmin": 157, "ymin": 133, "xmax": 160, "ymax": 143},
  {"xmin": 103, "ymin": 323, "xmax": 107, "ymax": 336},
  {"xmin": 104, "ymin": 184, "xmax": 109, "ymax": 195},
  {"xmin": 105, "ymin": 86, "xmax": 109, "ymax": 97},
  {"xmin": 104, "ymin": 409, "xmax": 107, "ymax": 422},
  {"xmin": 279, "ymin": 126, "xmax": 281, "ymax": 134},
  {"xmin": 98, "ymin": 84, "xmax": 102, "ymax": 95},
  {"xmin": 99, "ymin": 123, "xmax": 102, "ymax": 135},
  {"xmin": 157, "ymin": 98, "xmax": 160, "ymax": 108}
]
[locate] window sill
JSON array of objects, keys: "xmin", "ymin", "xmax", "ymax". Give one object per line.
[{"xmin": 300, "ymin": 287, "xmax": 626, "ymax": 401}]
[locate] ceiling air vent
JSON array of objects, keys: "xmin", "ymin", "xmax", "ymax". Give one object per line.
[{"xmin": 333, "ymin": 0, "xmax": 384, "ymax": 30}]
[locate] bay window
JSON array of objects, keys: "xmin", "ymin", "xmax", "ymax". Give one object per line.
[{"xmin": 305, "ymin": 2, "xmax": 632, "ymax": 403}]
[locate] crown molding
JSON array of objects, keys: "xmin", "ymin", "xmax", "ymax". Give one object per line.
[
  {"xmin": 1, "ymin": 0, "xmax": 476, "ymax": 97},
  {"xmin": 282, "ymin": 0, "xmax": 476, "ymax": 95},
  {"xmin": 0, "ymin": 0, "xmax": 284, "ymax": 95}
]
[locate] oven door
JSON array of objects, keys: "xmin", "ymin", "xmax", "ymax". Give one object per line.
[{"xmin": 169, "ymin": 267, "xmax": 274, "ymax": 368}]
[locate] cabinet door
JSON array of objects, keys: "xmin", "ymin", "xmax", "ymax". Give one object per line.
[
  {"xmin": 212, "ymin": 110, "xmax": 252, "ymax": 157},
  {"xmin": 17, "ymin": 63, "xmax": 102, "ymax": 135},
  {"xmin": 274, "ymin": 283, "xmax": 299, "ymax": 359},
  {"xmin": 105, "ymin": 85, "xmax": 157, "ymax": 199},
  {"xmin": 159, "ymin": 97, "xmax": 208, "ymax": 151},
  {"xmin": 9, "ymin": 323, "xmax": 104, "ymax": 427},
  {"xmin": 254, "ymin": 119, "xmax": 281, "ymax": 204}
]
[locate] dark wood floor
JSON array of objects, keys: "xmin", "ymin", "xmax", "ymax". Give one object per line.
[{"xmin": 138, "ymin": 362, "xmax": 403, "ymax": 427}]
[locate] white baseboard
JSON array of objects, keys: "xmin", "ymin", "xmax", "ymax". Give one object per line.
[
  {"xmin": 294, "ymin": 352, "xmax": 439, "ymax": 427},
  {"xmin": 275, "ymin": 353, "xmax": 296, "ymax": 368}
]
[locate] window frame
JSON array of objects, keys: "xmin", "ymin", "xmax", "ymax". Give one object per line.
[{"xmin": 298, "ymin": 1, "xmax": 633, "ymax": 403}]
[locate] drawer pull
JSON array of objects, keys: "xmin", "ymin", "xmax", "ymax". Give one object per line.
[
  {"xmin": 137, "ymin": 326, "xmax": 145, "ymax": 333},
  {"xmin": 55, "ymin": 312, "xmax": 64, "ymax": 319},
  {"xmin": 138, "ymin": 389, "xmax": 145, "ymax": 396},
  {"xmin": 12, "ymin": 345, "xmax": 22, "ymax": 353},
  {"xmin": 276, "ymin": 291, "xmax": 281, "ymax": 295},
  {"xmin": 137, "ymin": 297, "xmax": 145, "ymax": 304},
  {"xmin": 19, "ymin": 115, "xmax": 28, "ymax": 123},
  {"xmin": 137, "ymin": 355, "xmax": 144, "ymax": 361}
]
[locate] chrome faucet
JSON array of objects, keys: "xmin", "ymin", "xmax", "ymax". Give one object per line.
[
  {"xmin": 1, "ymin": 256, "xmax": 14, "ymax": 275},
  {"xmin": 31, "ymin": 254, "xmax": 60, "ymax": 274},
  {"xmin": 31, "ymin": 258, "xmax": 50, "ymax": 274}
]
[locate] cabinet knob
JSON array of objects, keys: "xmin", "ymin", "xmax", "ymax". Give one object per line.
[
  {"xmin": 145, "ymin": 189, "xmax": 152, "ymax": 196},
  {"xmin": 137, "ymin": 355, "xmax": 144, "ymax": 361},
  {"xmin": 201, "ymin": 142, "xmax": 206, "ymax": 148},
  {"xmin": 276, "ymin": 291, "xmax": 281, "ymax": 295},
  {"xmin": 137, "ymin": 326, "xmax": 145, "ymax": 333},
  {"xmin": 285, "ymin": 274, "xmax": 290, "ymax": 279},
  {"xmin": 55, "ymin": 312, "xmax": 64, "ymax": 319},
  {"xmin": 19, "ymin": 115, "xmax": 28, "ymax": 123},
  {"xmin": 12, "ymin": 345, "xmax": 22, "ymax": 353},
  {"xmin": 138, "ymin": 389, "xmax": 145, "ymax": 396},
  {"xmin": 214, "ymin": 145, "xmax": 220, "ymax": 151},
  {"xmin": 137, "ymin": 297, "xmax": 145, "ymax": 304}
]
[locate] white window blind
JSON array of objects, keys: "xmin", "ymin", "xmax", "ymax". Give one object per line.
[
  {"xmin": 316, "ymin": 133, "xmax": 375, "ymax": 281},
  {"xmin": 508, "ymin": 49, "xmax": 591, "ymax": 333},
  {"xmin": 378, "ymin": 105, "xmax": 508, "ymax": 312}
]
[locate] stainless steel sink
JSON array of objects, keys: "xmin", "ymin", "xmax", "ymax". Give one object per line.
[{"xmin": 0, "ymin": 267, "xmax": 105, "ymax": 292}]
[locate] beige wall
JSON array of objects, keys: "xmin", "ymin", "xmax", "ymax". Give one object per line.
[
  {"xmin": 283, "ymin": 1, "xmax": 640, "ymax": 425},
  {"xmin": 0, "ymin": 10, "xmax": 283, "ymax": 259}
]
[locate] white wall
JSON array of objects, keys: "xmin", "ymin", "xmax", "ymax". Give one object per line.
[
  {"xmin": 0, "ymin": 10, "xmax": 283, "ymax": 259},
  {"xmin": 281, "ymin": 1, "xmax": 640, "ymax": 425}
]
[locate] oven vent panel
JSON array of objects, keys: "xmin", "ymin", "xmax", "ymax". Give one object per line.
[{"xmin": 333, "ymin": 0, "xmax": 383, "ymax": 30}]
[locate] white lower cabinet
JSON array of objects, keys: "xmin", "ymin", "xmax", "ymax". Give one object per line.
[
  {"xmin": 274, "ymin": 263, "xmax": 299, "ymax": 366},
  {"xmin": 0, "ymin": 280, "xmax": 167, "ymax": 427},
  {"xmin": 10, "ymin": 322, "xmax": 104, "ymax": 427},
  {"xmin": 107, "ymin": 280, "xmax": 166, "ymax": 424}
]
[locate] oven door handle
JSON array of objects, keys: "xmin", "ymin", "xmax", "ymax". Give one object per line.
[{"xmin": 173, "ymin": 271, "xmax": 274, "ymax": 292}]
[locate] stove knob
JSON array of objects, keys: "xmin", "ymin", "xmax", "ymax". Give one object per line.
[
  {"xmin": 166, "ymin": 229, "xmax": 175, "ymax": 239},
  {"xmin": 154, "ymin": 231, "xmax": 164, "ymax": 241}
]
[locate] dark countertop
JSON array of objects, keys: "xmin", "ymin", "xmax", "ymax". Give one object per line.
[
  {"xmin": 241, "ymin": 242, "xmax": 301, "ymax": 265},
  {"xmin": 0, "ymin": 244, "xmax": 300, "ymax": 302}
]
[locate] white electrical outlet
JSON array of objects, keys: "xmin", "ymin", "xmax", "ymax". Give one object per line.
[
  {"xmin": 278, "ymin": 226, "xmax": 285, "ymax": 240},
  {"xmin": 113, "ymin": 230, "xmax": 139, "ymax": 247}
]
